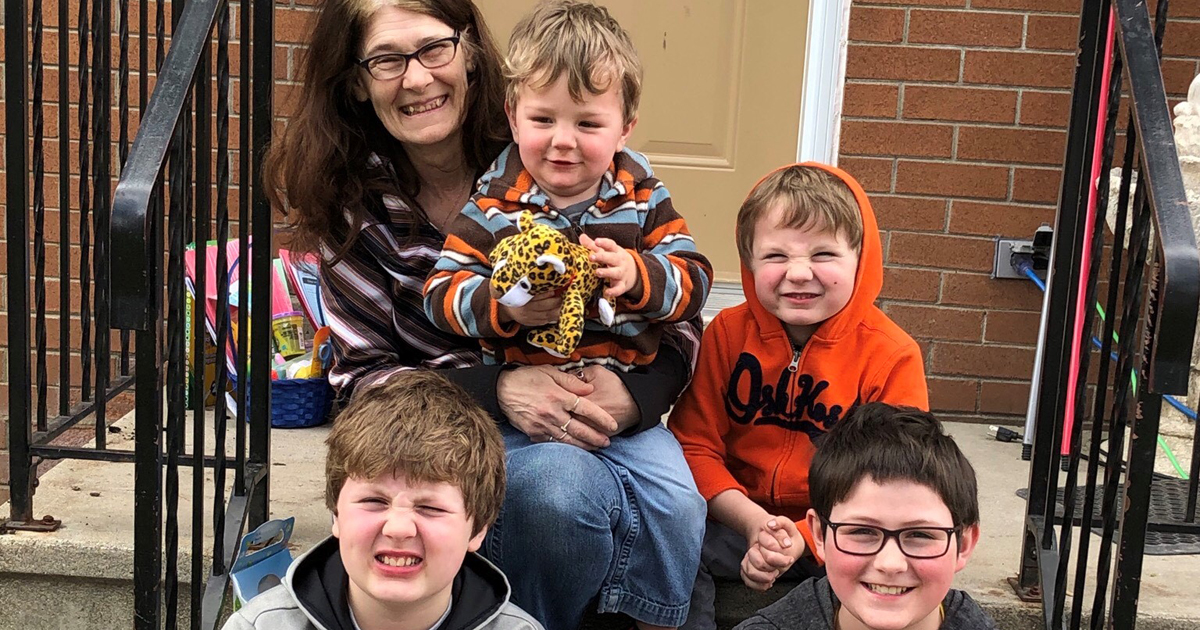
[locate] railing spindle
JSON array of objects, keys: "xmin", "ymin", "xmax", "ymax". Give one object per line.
[
  {"xmin": 56, "ymin": 0, "xmax": 71, "ymax": 418},
  {"xmin": 31, "ymin": 0, "xmax": 48, "ymax": 432},
  {"xmin": 211, "ymin": 0, "xmax": 232, "ymax": 578}
]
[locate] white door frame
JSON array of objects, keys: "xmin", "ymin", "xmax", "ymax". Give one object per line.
[
  {"xmin": 705, "ymin": 0, "xmax": 851, "ymax": 317},
  {"xmin": 797, "ymin": 0, "xmax": 852, "ymax": 165}
]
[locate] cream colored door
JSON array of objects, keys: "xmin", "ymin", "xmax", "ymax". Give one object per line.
[{"xmin": 476, "ymin": 1, "xmax": 810, "ymax": 282}]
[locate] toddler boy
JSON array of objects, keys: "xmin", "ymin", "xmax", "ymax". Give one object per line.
[
  {"xmin": 424, "ymin": 0, "xmax": 712, "ymax": 373},
  {"xmin": 734, "ymin": 403, "xmax": 996, "ymax": 630},
  {"xmin": 670, "ymin": 163, "xmax": 929, "ymax": 630},
  {"xmin": 222, "ymin": 370, "xmax": 542, "ymax": 630}
]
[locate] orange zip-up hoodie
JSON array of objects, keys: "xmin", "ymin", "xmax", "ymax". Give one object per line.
[{"xmin": 668, "ymin": 163, "xmax": 929, "ymax": 551}]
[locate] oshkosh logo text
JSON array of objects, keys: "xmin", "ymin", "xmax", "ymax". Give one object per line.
[{"xmin": 723, "ymin": 353, "xmax": 848, "ymax": 439}]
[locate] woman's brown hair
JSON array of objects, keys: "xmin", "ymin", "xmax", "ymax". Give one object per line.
[{"xmin": 264, "ymin": 0, "xmax": 510, "ymax": 258}]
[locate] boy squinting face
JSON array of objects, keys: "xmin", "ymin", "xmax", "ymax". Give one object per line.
[
  {"xmin": 806, "ymin": 479, "xmax": 979, "ymax": 630},
  {"xmin": 508, "ymin": 75, "xmax": 636, "ymax": 209},
  {"xmin": 750, "ymin": 204, "xmax": 859, "ymax": 344},
  {"xmin": 333, "ymin": 472, "xmax": 486, "ymax": 624}
]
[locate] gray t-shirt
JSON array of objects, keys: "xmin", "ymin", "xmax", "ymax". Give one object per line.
[{"xmin": 733, "ymin": 577, "xmax": 997, "ymax": 630}]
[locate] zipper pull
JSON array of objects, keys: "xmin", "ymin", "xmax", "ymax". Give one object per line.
[{"xmin": 788, "ymin": 348, "xmax": 800, "ymax": 373}]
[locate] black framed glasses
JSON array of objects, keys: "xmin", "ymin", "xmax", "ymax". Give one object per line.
[
  {"xmin": 823, "ymin": 520, "xmax": 960, "ymax": 559},
  {"xmin": 357, "ymin": 32, "xmax": 461, "ymax": 81}
]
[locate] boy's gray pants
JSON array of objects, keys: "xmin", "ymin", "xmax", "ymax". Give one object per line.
[{"xmin": 681, "ymin": 520, "xmax": 823, "ymax": 630}]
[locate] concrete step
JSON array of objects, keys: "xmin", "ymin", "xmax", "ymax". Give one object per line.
[{"xmin": 3, "ymin": 412, "xmax": 1199, "ymax": 629}]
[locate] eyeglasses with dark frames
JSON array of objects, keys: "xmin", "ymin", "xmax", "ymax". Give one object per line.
[
  {"xmin": 823, "ymin": 519, "xmax": 960, "ymax": 559},
  {"xmin": 357, "ymin": 32, "xmax": 461, "ymax": 81}
]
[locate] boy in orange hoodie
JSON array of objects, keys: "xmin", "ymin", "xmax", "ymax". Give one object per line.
[{"xmin": 670, "ymin": 164, "xmax": 929, "ymax": 630}]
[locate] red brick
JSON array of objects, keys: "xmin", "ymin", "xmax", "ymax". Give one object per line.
[
  {"xmin": 880, "ymin": 267, "xmax": 941, "ymax": 303},
  {"xmin": 970, "ymin": 0, "xmax": 1079, "ymax": 12},
  {"xmin": 948, "ymin": 200, "xmax": 1055, "ymax": 237},
  {"xmin": 1162, "ymin": 21, "xmax": 1200, "ymax": 58},
  {"xmin": 941, "ymin": 273, "xmax": 1043, "ymax": 310},
  {"xmin": 963, "ymin": 51, "xmax": 1075, "ymax": 89},
  {"xmin": 275, "ymin": 7, "xmax": 315, "ymax": 45},
  {"xmin": 849, "ymin": 7, "xmax": 906, "ymax": 43},
  {"xmin": 857, "ymin": 0, "xmax": 965, "ymax": 5},
  {"xmin": 1163, "ymin": 58, "xmax": 1200, "ymax": 99},
  {"xmin": 885, "ymin": 303, "xmax": 984, "ymax": 342},
  {"xmin": 838, "ymin": 157, "xmax": 893, "ymax": 193},
  {"xmin": 979, "ymin": 381, "xmax": 1032, "ymax": 416},
  {"xmin": 841, "ymin": 120, "xmax": 955, "ymax": 159},
  {"xmin": 930, "ymin": 342, "xmax": 1035, "ymax": 380},
  {"xmin": 846, "ymin": 45, "xmax": 961, "ymax": 83},
  {"xmin": 908, "ymin": 10, "xmax": 1024, "ymax": 48},
  {"xmin": 888, "ymin": 232, "xmax": 994, "ymax": 272},
  {"xmin": 903, "ymin": 85, "xmax": 1018, "ymax": 124},
  {"xmin": 842, "ymin": 82, "xmax": 900, "ymax": 119},
  {"xmin": 1019, "ymin": 91, "xmax": 1071, "ymax": 128},
  {"xmin": 1026, "ymin": 14, "xmax": 1079, "ymax": 51},
  {"xmin": 1012, "ymin": 168, "xmax": 1062, "ymax": 204},
  {"xmin": 874, "ymin": 195, "xmax": 947, "ymax": 232},
  {"xmin": 895, "ymin": 160, "xmax": 1009, "ymax": 199},
  {"xmin": 928, "ymin": 377, "xmax": 980, "ymax": 413},
  {"xmin": 985, "ymin": 309, "xmax": 1043, "ymax": 345},
  {"xmin": 957, "ymin": 126, "xmax": 1067, "ymax": 166}
]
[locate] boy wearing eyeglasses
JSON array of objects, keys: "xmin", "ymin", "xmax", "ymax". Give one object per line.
[
  {"xmin": 669, "ymin": 164, "xmax": 929, "ymax": 630},
  {"xmin": 734, "ymin": 403, "xmax": 994, "ymax": 630}
]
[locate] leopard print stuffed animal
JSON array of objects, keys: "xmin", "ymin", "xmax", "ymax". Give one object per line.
[{"xmin": 490, "ymin": 211, "xmax": 616, "ymax": 358}]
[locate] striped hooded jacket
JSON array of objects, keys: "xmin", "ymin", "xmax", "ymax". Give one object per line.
[{"xmin": 424, "ymin": 144, "xmax": 713, "ymax": 371}]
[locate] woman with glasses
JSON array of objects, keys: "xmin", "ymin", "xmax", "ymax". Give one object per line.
[{"xmin": 264, "ymin": 1, "xmax": 703, "ymax": 628}]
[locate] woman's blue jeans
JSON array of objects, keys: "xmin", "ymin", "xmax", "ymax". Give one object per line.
[{"xmin": 484, "ymin": 422, "xmax": 706, "ymax": 629}]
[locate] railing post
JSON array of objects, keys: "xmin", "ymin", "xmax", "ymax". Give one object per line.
[
  {"xmin": 248, "ymin": 0, "xmax": 275, "ymax": 529},
  {"xmin": 5, "ymin": 0, "xmax": 34, "ymax": 527}
]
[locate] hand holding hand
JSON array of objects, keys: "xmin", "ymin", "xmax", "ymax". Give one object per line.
[
  {"xmin": 577, "ymin": 365, "xmax": 640, "ymax": 435},
  {"xmin": 497, "ymin": 365, "xmax": 617, "ymax": 449},
  {"xmin": 580, "ymin": 234, "xmax": 640, "ymax": 299},
  {"xmin": 739, "ymin": 515, "xmax": 805, "ymax": 590}
]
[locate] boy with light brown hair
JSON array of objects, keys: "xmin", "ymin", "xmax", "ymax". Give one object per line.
[
  {"xmin": 425, "ymin": 4, "xmax": 710, "ymax": 630},
  {"xmin": 670, "ymin": 164, "xmax": 929, "ymax": 630},
  {"xmin": 223, "ymin": 370, "xmax": 542, "ymax": 630}
]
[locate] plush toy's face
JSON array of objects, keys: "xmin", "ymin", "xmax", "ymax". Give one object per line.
[{"xmin": 491, "ymin": 221, "xmax": 572, "ymax": 308}]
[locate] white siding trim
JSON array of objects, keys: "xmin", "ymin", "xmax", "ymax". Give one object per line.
[{"xmin": 796, "ymin": 0, "xmax": 852, "ymax": 165}]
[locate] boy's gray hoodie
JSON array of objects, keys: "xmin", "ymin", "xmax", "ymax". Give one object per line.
[
  {"xmin": 222, "ymin": 536, "xmax": 543, "ymax": 630},
  {"xmin": 733, "ymin": 577, "xmax": 996, "ymax": 630}
]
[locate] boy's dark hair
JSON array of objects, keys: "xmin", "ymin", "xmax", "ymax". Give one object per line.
[
  {"xmin": 325, "ymin": 370, "xmax": 505, "ymax": 536},
  {"xmin": 810, "ymin": 403, "xmax": 979, "ymax": 530}
]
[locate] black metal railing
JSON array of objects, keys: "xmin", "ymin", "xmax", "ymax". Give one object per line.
[
  {"xmin": 5, "ymin": 0, "xmax": 274, "ymax": 625},
  {"xmin": 1015, "ymin": 1, "xmax": 1200, "ymax": 629}
]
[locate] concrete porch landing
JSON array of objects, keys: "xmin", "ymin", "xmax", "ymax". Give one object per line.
[{"xmin": 2, "ymin": 412, "xmax": 1199, "ymax": 629}]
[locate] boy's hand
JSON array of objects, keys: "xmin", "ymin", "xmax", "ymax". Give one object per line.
[
  {"xmin": 580, "ymin": 234, "xmax": 641, "ymax": 298},
  {"xmin": 739, "ymin": 515, "xmax": 805, "ymax": 590},
  {"xmin": 492, "ymin": 285, "xmax": 561, "ymax": 327}
]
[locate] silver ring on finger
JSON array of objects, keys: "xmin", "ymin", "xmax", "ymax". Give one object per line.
[
  {"xmin": 559, "ymin": 426, "xmax": 570, "ymax": 441},
  {"xmin": 560, "ymin": 418, "xmax": 573, "ymax": 433}
]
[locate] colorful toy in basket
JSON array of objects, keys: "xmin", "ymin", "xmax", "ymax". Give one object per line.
[{"xmin": 490, "ymin": 211, "xmax": 616, "ymax": 358}]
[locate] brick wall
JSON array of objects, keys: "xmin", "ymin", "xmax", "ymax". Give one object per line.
[
  {"xmin": 4, "ymin": 1, "xmax": 1200, "ymax": 504},
  {"xmin": 841, "ymin": 0, "xmax": 1200, "ymax": 424}
]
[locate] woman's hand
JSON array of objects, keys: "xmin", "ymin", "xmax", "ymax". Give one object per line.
[
  {"xmin": 492, "ymin": 287, "xmax": 562, "ymax": 327},
  {"xmin": 578, "ymin": 365, "xmax": 640, "ymax": 435},
  {"xmin": 498, "ymin": 365, "xmax": 618, "ymax": 450}
]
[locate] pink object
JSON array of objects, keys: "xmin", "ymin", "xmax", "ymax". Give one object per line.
[{"xmin": 1063, "ymin": 8, "xmax": 1117, "ymax": 457}]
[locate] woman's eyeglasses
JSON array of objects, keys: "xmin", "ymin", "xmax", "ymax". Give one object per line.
[
  {"xmin": 357, "ymin": 32, "xmax": 461, "ymax": 81},
  {"xmin": 823, "ymin": 519, "xmax": 960, "ymax": 559}
]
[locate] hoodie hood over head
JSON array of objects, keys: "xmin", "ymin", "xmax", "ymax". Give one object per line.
[{"xmin": 739, "ymin": 162, "xmax": 883, "ymax": 344}]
